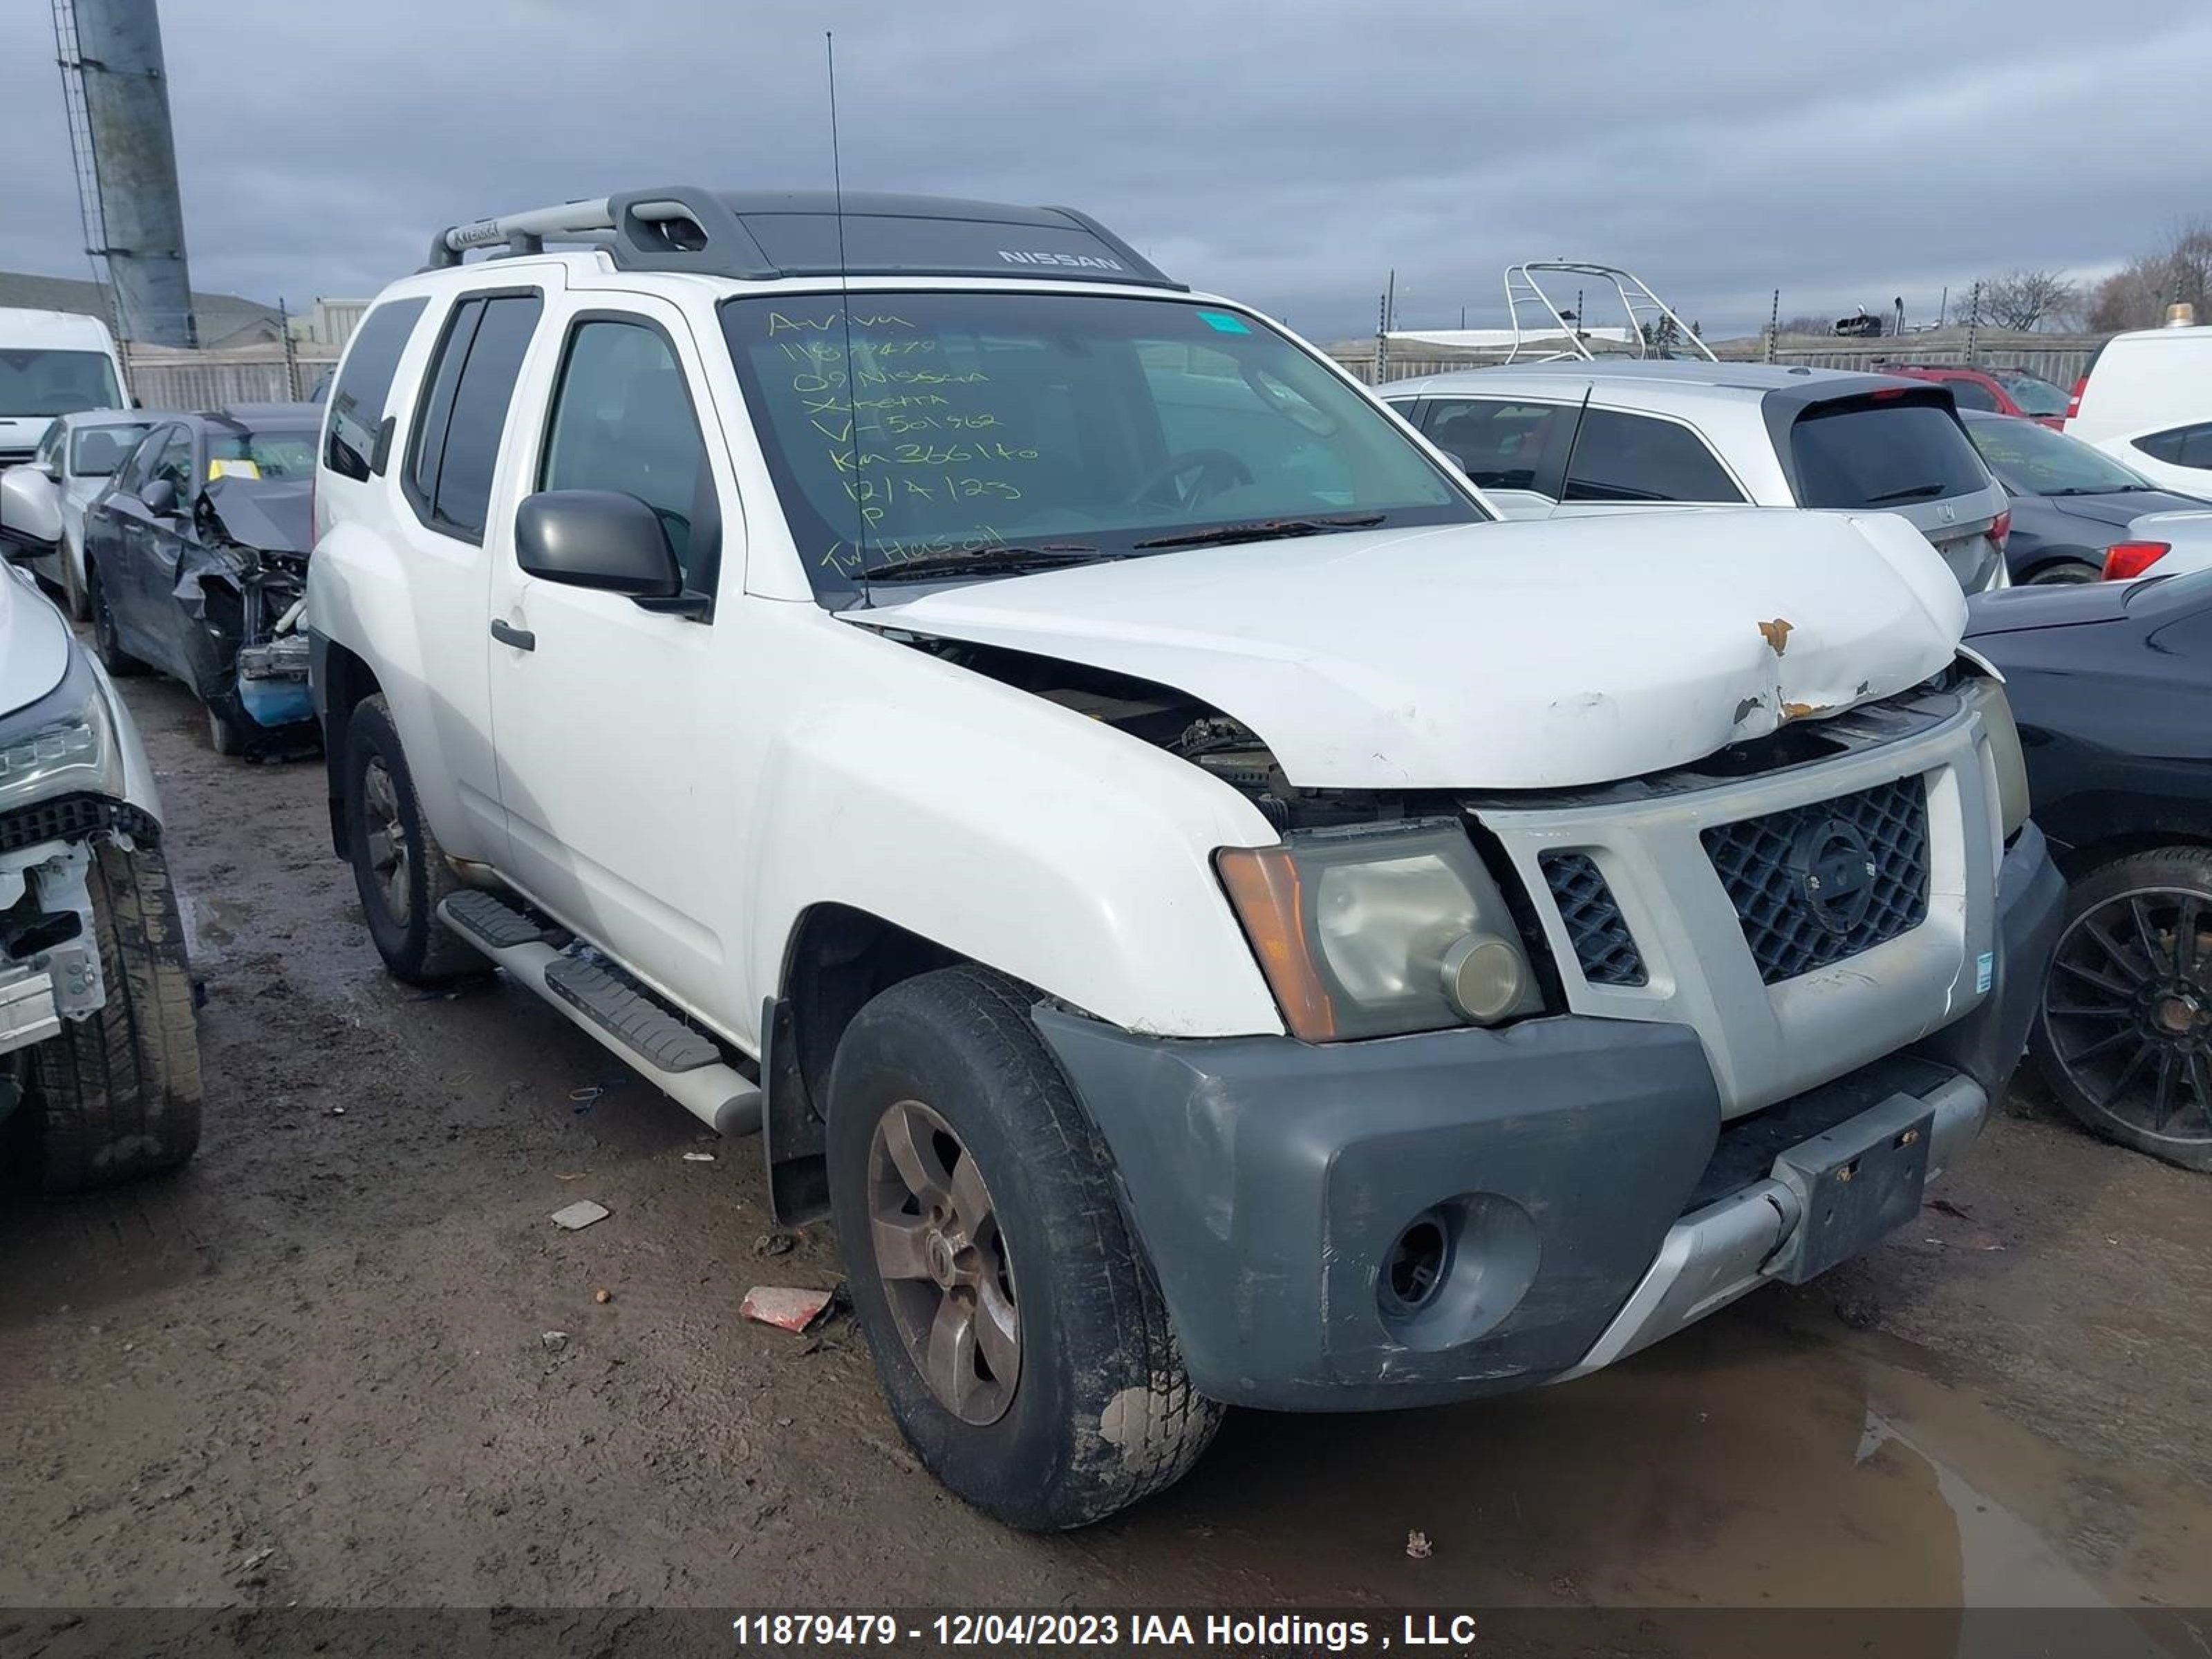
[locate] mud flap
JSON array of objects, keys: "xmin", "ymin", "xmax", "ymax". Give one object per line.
[{"xmin": 1765, "ymin": 1093, "xmax": 1933, "ymax": 1284}]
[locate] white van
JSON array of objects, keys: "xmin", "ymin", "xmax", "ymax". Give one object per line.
[
  {"xmin": 2065, "ymin": 324, "xmax": 2212, "ymax": 494},
  {"xmin": 0, "ymin": 308, "xmax": 131, "ymax": 467}
]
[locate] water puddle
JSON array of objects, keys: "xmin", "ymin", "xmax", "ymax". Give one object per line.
[{"xmin": 1079, "ymin": 1297, "xmax": 2212, "ymax": 1627}]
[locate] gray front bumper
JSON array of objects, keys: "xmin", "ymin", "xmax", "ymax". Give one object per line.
[{"xmin": 1035, "ymin": 823, "xmax": 2064, "ymax": 1412}]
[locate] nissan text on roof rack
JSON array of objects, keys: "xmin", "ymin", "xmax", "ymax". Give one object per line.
[{"xmin": 306, "ymin": 185, "xmax": 2065, "ymax": 1529}]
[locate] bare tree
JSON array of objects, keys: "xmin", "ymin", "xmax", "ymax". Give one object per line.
[
  {"xmin": 1975, "ymin": 268, "xmax": 2081, "ymax": 331},
  {"xmin": 2088, "ymin": 219, "xmax": 2212, "ymax": 331}
]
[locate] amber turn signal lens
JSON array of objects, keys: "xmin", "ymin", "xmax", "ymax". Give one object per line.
[{"xmin": 1216, "ymin": 845, "xmax": 1338, "ymax": 1041}]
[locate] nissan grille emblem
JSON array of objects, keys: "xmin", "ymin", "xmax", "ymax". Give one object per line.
[{"xmin": 1792, "ymin": 818, "xmax": 1879, "ymax": 936}]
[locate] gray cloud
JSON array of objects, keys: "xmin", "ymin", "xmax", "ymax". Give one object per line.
[{"xmin": 1, "ymin": 0, "xmax": 2204, "ymax": 343}]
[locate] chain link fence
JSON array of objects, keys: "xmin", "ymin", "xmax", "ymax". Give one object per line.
[{"xmin": 120, "ymin": 341, "xmax": 340, "ymax": 409}]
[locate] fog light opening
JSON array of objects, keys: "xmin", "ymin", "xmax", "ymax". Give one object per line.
[{"xmin": 1382, "ymin": 1210, "xmax": 1451, "ymax": 1315}]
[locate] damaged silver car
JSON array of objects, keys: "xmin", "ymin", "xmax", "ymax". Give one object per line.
[{"xmin": 82, "ymin": 406, "xmax": 319, "ymax": 756}]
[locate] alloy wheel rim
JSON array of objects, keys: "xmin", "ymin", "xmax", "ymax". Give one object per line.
[
  {"xmin": 360, "ymin": 759, "xmax": 411, "ymax": 926},
  {"xmin": 2044, "ymin": 885, "xmax": 2212, "ymax": 1143},
  {"xmin": 865, "ymin": 1098, "xmax": 1020, "ymax": 1425}
]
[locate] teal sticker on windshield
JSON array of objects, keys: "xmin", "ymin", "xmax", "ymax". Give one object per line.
[{"xmin": 1197, "ymin": 310, "xmax": 1250, "ymax": 334}]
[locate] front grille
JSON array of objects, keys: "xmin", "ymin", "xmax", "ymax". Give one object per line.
[
  {"xmin": 1702, "ymin": 776, "xmax": 1929, "ymax": 985},
  {"xmin": 1540, "ymin": 852, "xmax": 1647, "ymax": 986},
  {"xmin": 0, "ymin": 794, "xmax": 159, "ymax": 856}
]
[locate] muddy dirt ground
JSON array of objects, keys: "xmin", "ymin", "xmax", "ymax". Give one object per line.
[{"xmin": 2, "ymin": 668, "xmax": 2209, "ymax": 1622}]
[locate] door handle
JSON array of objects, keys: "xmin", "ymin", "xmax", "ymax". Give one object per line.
[{"xmin": 489, "ymin": 618, "xmax": 536, "ymax": 652}]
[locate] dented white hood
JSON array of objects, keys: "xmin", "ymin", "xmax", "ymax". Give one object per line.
[{"xmin": 856, "ymin": 509, "xmax": 1967, "ymax": 789}]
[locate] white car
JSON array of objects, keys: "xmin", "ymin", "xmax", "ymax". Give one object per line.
[
  {"xmin": 1, "ymin": 561, "xmax": 201, "ymax": 1190},
  {"xmin": 0, "ymin": 307, "xmax": 131, "ymax": 468},
  {"xmin": 1378, "ymin": 361, "xmax": 2013, "ymax": 592},
  {"xmin": 2065, "ymin": 323, "xmax": 2212, "ymax": 494},
  {"xmin": 2110, "ymin": 508, "xmax": 2212, "ymax": 580},
  {"xmin": 0, "ymin": 409, "xmax": 166, "ymax": 618},
  {"xmin": 307, "ymin": 185, "xmax": 2062, "ymax": 1530}
]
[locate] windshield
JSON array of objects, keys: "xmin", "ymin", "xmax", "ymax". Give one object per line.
[
  {"xmin": 1989, "ymin": 370, "xmax": 2068, "ymax": 417},
  {"xmin": 719, "ymin": 292, "xmax": 1479, "ymax": 602},
  {"xmin": 205, "ymin": 422, "xmax": 319, "ymax": 479},
  {"xmin": 1966, "ymin": 415, "xmax": 2151, "ymax": 495},
  {"xmin": 69, "ymin": 422, "xmax": 152, "ymax": 476},
  {"xmin": 0, "ymin": 349, "xmax": 122, "ymax": 418}
]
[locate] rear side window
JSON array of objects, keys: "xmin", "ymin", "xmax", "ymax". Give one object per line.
[
  {"xmin": 2134, "ymin": 423, "xmax": 2212, "ymax": 470},
  {"xmin": 1423, "ymin": 398, "xmax": 1569, "ymax": 492},
  {"xmin": 324, "ymin": 297, "xmax": 428, "ymax": 481},
  {"xmin": 1944, "ymin": 377, "xmax": 2001, "ymax": 412},
  {"xmin": 1564, "ymin": 409, "xmax": 1743, "ymax": 503},
  {"xmin": 540, "ymin": 319, "xmax": 719, "ymax": 589},
  {"xmin": 407, "ymin": 291, "xmax": 543, "ymax": 541},
  {"xmin": 1788, "ymin": 398, "xmax": 1989, "ymax": 509}
]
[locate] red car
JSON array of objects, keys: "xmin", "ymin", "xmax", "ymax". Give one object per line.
[{"xmin": 1875, "ymin": 363, "xmax": 2069, "ymax": 428}]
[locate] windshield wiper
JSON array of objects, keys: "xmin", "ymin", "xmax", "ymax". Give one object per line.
[
  {"xmin": 1862, "ymin": 482, "xmax": 1951, "ymax": 505},
  {"xmin": 858, "ymin": 544, "xmax": 1105, "ymax": 583},
  {"xmin": 2044, "ymin": 485, "xmax": 2137, "ymax": 496},
  {"xmin": 1132, "ymin": 513, "xmax": 1385, "ymax": 551}
]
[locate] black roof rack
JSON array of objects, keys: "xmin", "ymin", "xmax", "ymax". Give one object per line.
[{"xmin": 424, "ymin": 187, "xmax": 1183, "ymax": 289}]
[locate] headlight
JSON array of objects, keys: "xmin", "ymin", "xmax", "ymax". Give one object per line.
[
  {"xmin": 0, "ymin": 648, "xmax": 124, "ymax": 814},
  {"xmin": 1217, "ymin": 818, "xmax": 1545, "ymax": 1041},
  {"xmin": 1958, "ymin": 666, "xmax": 2028, "ymax": 839}
]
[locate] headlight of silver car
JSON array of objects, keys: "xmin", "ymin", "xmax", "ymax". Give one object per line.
[
  {"xmin": 1217, "ymin": 818, "xmax": 1545, "ymax": 1041},
  {"xmin": 1956, "ymin": 661, "xmax": 2029, "ymax": 840},
  {"xmin": 0, "ymin": 648, "xmax": 125, "ymax": 815}
]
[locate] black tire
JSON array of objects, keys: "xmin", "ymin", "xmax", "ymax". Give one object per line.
[
  {"xmin": 341, "ymin": 693, "xmax": 483, "ymax": 985},
  {"xmin": 205, "ymin": 700, "xmax": 248, "ymax": 758},
  {"xmin": 2024, "ymin": 559, "xmax": 2101, "ymax": 586},
  {"xmin": 26, "ymin": 841, "xmax": 203, "ymax": 1192},
  {"xmin": 59, "ymin": 535, "xmax": 90, "ymax": 623},
  {"xmin": 88, "ymin": 564, "xmax": 144, "ymax": 676},
  {"xmin": 2030, "ymin": 845, "xmax": 2212, "ymax": 1172},
  {"xmin": 826, "ymin": 964, "xmax": 1221, "ymax": 1530}
]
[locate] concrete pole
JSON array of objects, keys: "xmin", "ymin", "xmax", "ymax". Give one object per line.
[{"xmin": 73, "ymin": 0, "xmax": 197, "ymax": 346}]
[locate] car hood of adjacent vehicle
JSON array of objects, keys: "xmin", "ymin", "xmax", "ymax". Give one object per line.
[
  {"xmin": 852, "ymin": 509, "xmax": 1967, "ymax": 789},
  {"xmin": 0, "ymin": 569, "xmax": 71, "ymax": 716}
]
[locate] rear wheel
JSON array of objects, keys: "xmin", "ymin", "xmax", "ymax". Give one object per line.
[
  {"xmin": 25, "ymin": 841, "xmax": 203, "ymax": 1191},
  {"xmin": 341, "ymin": 693, "xmax": 483, "ymax": 985},
  {"xmin": 2025, "ymin": 559, "xmax": 2101, "ymax": 586},
  {"xmin": 825, "ymin": 965, "xmax": 1221, "ymax": 1529},
  {"xmin": 89, "ymin": 565, "xmax": 144, "ymax": 676},
  {"xmin": 2031, "ymin": 846, "xmax": 2212, "ymax": 1171}
]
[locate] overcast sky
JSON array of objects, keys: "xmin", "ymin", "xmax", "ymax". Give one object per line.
[{"xmin": 1, "ymin": 0, "xmax": 2204, "ymax": 343}]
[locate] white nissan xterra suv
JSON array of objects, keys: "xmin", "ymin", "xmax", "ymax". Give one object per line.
[{"xmin": 307, "ymin": 187, "xmax": 2065, "ymax": 1530}]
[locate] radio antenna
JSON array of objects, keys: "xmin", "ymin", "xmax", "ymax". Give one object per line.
[{"xmin": 827, "ymin": 30, "xmax": 870, "ymax": 602}]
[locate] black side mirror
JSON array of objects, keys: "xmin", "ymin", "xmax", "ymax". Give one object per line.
[
  {"xmin": 138, "ymin": 478, "xmax": 179, "ymax": 516},
  {"xmin": 515, "ymin": 490, "xmax": 682, "ymax": 601}
]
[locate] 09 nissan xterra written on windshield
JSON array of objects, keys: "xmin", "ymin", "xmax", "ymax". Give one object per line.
[
  {"xmin": 720, "ymin": 290, "xmax": 1483, "ymax": 594},
  {"xmin": 308, "ymin": 186, "xmax": 2062, "ymax": 1534}
]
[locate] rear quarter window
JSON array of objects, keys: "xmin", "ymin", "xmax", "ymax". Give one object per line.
[
  {"xmin": 1787, "ymin": 396, "xmax": 1990, "ymax": 509},
  {"xmin": 324, "ymin": 297, "xmax": 429, "ymax": 482}
]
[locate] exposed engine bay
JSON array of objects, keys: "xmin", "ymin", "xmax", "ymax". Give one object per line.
[{"xmin": 148, "ymin": 476, "xmax": 314, "ymax": 736}]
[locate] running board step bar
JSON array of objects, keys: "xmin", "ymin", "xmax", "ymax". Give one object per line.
[{"xmin": 438, "ymin": 892, "xmax": 761, "ymax": 1138}]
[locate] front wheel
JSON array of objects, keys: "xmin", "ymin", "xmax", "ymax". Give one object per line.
[
  {"xmin": 89, "ymin": 565, "xmax": 144, "ymax": 676},
  {"xmin": 25, "ymin": 841, "xmax": 203, "ymax": 1190},
  {"xmin": 341, "ymin": 693, "xmax": 483, "ymax": 985},
  {"xmin": 2030, "ymin": 846, "xmax": 2212, "ymax": 1170},
  {"xmin": 826, "ymin": 965, "xmax": 1221, "ymax": 1530},
  {"xmin": 59, "ymin": 534, "xmax": 90, "ymax": 621}
]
